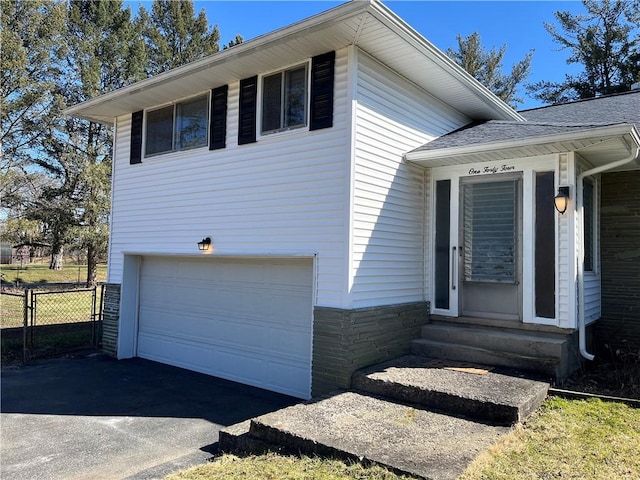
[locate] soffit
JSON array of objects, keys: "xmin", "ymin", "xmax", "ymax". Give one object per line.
[
  {"xmin": 406, "ymin": 127, "xmax": 640, "ymax": 172},
  {"xmin": 65, "ymin": 0, "xmax": 521, "ymax": 125}
]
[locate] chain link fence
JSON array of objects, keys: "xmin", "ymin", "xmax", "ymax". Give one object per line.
[{"xmin": 1, "ymin": 284, "xmax": 104, "ymax": 363}]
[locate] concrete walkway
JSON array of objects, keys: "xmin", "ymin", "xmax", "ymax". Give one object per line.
[
  {"xmin": 221, "ymin": 355, "xmax": 550, "ymax": 480},
  {"xmin": 1, "ymin": 353, "xmax": 297, "ymax": 480}
]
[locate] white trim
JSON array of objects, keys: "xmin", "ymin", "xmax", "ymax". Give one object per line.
[
  {"xmin": 406, "ymin": 124, "xmax": 640, "ymax": 163},
  {"xmin": 345, "ymin": 45, "xmax": 358, "ymax": 309},
  {"xmin": 429, "ymin": 155, "xmax": 558, "ymax": 325},
  {"xmin": 64, "ymin": 1, "xmax": 521, "ymax": 125},
  {"xmin": 257, "ymin": 60, "xmax": 311, "ymax": 139},
  {"xmin": 143, "ymin": 92, "xmax": 210, "ymax": 158},
  {"xmin": 106, "ymin": 117, "xmax": 118, "ymax": 283}
]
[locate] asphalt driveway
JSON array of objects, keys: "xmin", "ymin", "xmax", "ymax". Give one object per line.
[{"xmin": 1, "ymin": 353, "xmax": 299, "ymax": 480}]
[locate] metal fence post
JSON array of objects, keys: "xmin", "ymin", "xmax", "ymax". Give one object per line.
[
  {"xmin": 30, "ymin": 289, "xmax": 35, "ymax": 353},
  {"xmin": 22, "ymin": 288, "xmax": 28, "ymax": 363}
]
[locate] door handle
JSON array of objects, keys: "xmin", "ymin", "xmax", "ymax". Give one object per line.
[{"xmin": 452, "ymin": 246, "xmax": 457, "ymax": 290}]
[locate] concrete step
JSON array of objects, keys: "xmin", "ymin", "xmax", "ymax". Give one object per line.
[
  {"xmin": 246, "ymin": 391, "xmax": 511, "ymax": 480},
  {"xmin": 411, "ymin": 338, "xmax": 560, "ymax": 377},
  {"xmin": 420, "ymin": 323, "xmax": 567, "ymax": 359},
  {"xmin": 351, "ymin": 355, "xmax": 549, "ymax": 425}
]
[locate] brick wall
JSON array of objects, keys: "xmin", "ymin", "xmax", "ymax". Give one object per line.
[
  {"xmin": 102, "ymin": 283, "xmax": 121, "ymax": 357},
  {"xmin": 312, "ymin": 302, "xmax": 429, "ymax": 397},
  {"xmin": 598, "ymin": 171, "xmax": 640, "ymax": 354}
]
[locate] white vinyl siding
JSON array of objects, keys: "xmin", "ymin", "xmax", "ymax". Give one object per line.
[
  {"xmin": 576, "ymin": 157, "xmax": 601, "ymax": 324},
  {"xmin": 108, "ymin": 48, "xmax": 351, "ymax": 308},
  {"xmin": 558, "ymin": 153, "xmax": 576, "ymax": 329},
  {"xmin": 351, "ymin": 51, "xmax": 469, "ymax": 308}
]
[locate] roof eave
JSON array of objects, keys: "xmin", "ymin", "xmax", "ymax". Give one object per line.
[
  {"xmin": 404, "ymin": 123, "xmax": 640, "ymax": 164},
  {"xmin": 65, "ymin": 0, "xmax": 521, "ymax": 125},
  {"xmin": 367, "ymin": 2, "xmax": 522, "ymax": 122}
]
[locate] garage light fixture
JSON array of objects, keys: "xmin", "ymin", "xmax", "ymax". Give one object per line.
[
  {"xmin": 197, "ymin": 237, "xmax": 212, "ymax": 251},
  {"xmin": 554, "ymin": 186, "xmax": 570, "ymax": 215}
]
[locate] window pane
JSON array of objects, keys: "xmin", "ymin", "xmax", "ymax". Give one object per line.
[
  {"xmin": 176, "ymin": 96, "xmax": 208, "ymax": 150},
  {"xmin": 284, "ymin": 66, "xmax": 307, "ymax": 128},
  {"xmin": 146, "ymin": 106, "xmax": 173, "ymax": 155},
  {"xmin": 535, "ymin": 172, "xmax": 556, "ymax": 318},
  {"xmin": 584, "ymin": 179, "xmax": 594, "ymax": 271},
  {"xmin": 262, "ymin": 73, "xmax": 282, "ymax": 132},
  {"xmin": 463, "ymin": 181, "xmax": 517, "ymax": 283},
  {"xmin": 435, "ymin": 180, "xmax": 451, "ymax": 309}
]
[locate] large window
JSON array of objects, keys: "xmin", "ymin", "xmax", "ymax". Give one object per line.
[
  {"xmin": 261, "ymin": 64, "xmax": 308, "ymax": 134},
  {"xmin": 145, "ymin": 95, "xmax": 208, "ymax": 156}
]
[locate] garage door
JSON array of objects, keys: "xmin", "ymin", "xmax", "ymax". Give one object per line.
[{"xmin": 137, "ymin": 256, "xmax": 313, "ymax": 399}]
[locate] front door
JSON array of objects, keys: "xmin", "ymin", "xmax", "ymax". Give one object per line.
[
  {"xmin": 458, "ymin": 175, "xmax": 522, "ymax": 320},
  {"xmin": 432, "ymin": 174, "xmax": 523, "ymax": 321}
]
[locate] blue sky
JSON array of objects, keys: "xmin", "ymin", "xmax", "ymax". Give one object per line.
[{"xmin": 127, "ymin": 1, "xmax": 588, "ymax": 109}]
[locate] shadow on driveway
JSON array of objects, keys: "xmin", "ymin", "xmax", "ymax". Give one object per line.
[{"xmin": 1, "ymin": 353, "xmax": 299, "ymax": 480}]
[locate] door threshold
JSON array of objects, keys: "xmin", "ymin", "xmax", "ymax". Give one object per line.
[{"xmin": 430, "ymin": 315, "xmax": 571, "ymax": 334}]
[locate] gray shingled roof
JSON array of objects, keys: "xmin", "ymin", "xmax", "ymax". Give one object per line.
[
  {"xmin": 411, "ymin": 120, "xmax": 621, "ymax": 152},
  {"xmin": 411, "ymin": 90, "xmax": 640, "ymax": 154},
  {"xmin": 521, "ymin": 90, "xmax": 640, "ymax": 126}
]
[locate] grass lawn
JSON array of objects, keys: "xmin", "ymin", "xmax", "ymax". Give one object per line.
[
  {"xmin": 0, "ymin": 262, "xmax": 107, "ymax": 285},
  {"xmin": 1, "ymin": 289, "xmax": 102, "ymax": 328},
  {"xmin": 165, "ymin": 397, "xmax": 640, "ymax": 480}
]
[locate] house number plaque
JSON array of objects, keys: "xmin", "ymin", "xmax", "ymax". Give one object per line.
[{"xmin": 468, "ymin": 164, "xmax": 516, "ymax": 175}]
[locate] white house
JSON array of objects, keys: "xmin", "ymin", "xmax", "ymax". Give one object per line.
[{"xmin": 66, "ymin": 0, "xmax": 640, "ymax": 399}]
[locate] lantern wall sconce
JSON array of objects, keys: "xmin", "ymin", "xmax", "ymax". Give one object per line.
[
  {"xmin": 197, "ymin": 237, "xmax": 212, "ymax": 251},
  {"xmin": 554, "ymin": 186, "xmax": 570, "ymax": 214}
]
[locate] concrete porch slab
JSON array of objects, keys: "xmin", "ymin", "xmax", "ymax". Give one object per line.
[
  {"xmin": 249, "ymin": 390, "xmax": 510, "ymax": 480},
  {"xmin": 351, "ymin": 355, "xmax": 549, "ymax": 425}
]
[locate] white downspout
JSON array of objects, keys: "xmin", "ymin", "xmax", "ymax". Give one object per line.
[{"xmin": 576, "ymin": 144, "xmax": 640, "ymax": 360}]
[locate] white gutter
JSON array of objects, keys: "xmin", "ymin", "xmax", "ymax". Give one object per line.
[
  {"xmin": 576, "ymin": 139, "xmax": 640, "ymax": 360},
  {"xmin": 404, "ymin": 123, "xmax": 635, "ymax": 163}
]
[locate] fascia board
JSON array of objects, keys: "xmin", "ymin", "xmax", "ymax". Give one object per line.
[
  {"xmin": 404, "ymin": 123, "xmax": 640, "ymax": 162},
  {"xmin": 64, "ymin": 0, "xmax": 370, "ymax": 122},
  {"xmin": 366, "ymin": 1, "xmax": 523, "ymax": 122}
]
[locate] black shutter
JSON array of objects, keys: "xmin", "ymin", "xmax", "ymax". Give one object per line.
[
  {"xmin": 310, "ymin": 51, "xmax": 335, "ymax": 131},
  {"xmin": 209, "ymin": 85, "xmax": 228, "ymax": 150},
  {"xmin": 238, "ymin": 76, "xmax": 257, "ymax": 145},
  {"xmin": 130, "ymin": 110, "xmax": 144, "ymax": 164}
]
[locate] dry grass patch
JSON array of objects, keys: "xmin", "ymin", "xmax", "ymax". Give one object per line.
[
  {"xmin": 460, "ymin": 397, "xmax": 640, "ymax": 480},
  {"xmin": 165, "ymin": 453, "xmax": 413, "ymax": 480}
]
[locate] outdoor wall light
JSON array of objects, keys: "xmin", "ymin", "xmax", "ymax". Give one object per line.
[
  {"xmin": 197, "ymin": 237, "xmax": 212, "ymax": 251},
  {"xmin": 554, "ymin": 186, "xmax": 570, "ymax": 214}
]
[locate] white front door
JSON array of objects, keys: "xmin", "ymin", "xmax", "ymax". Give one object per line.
[
  {"xmin": 458, "ymin": 175, "xmax": 523, "ymax": 320},
  {"xmin": 432, "ymin": 173, "xmax": 523, "ymax": 321}
]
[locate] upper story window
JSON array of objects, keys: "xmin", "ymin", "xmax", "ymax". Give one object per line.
[
  {"xmin": 145, "ymin": 94, "xmax": 209, "ymax": 156},
  {"xmin": 261, "ymin": 64, "xmax": 308, "ymax": 135}
]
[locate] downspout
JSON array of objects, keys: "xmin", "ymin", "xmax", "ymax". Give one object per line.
[{"xmin": 576, "ymin": 144, "xmax": 640, "ymax": 360}]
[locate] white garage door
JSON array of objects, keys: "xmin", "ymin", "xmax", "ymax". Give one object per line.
[{"xmin": 137, "ymin": 256, "xmax": 313, "ymax": 399}]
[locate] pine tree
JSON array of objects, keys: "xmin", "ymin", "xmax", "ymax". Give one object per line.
[
  {"xmin": 0, "ymin": 0, "xmax": 66, "ymax": 206},
  {"xmin": 529, "ymin": 0, "xmax": 640, "ymax": 104},
  {"xmin": 447, "ymin": 32, "xmax": 533, "ymax": 108},
  {"xmin": 137, "ymin": 0, "xmax": 221, "ymax": 76}
]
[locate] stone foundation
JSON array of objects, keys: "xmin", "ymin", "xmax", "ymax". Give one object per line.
[
  {"xmin": 312, "ymin": 302, "xmax": 430, "ymax": 397},
  {"xmin": 101, "ymin": 283, "xmax": 121, "ymax": 357}
]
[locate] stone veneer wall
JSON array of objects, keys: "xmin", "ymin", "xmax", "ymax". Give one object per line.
[
  {"xmin": 101, "ymin": 283, "xmax": 121, "ymax": 357},
  {"xmin": 312, "ymin": 301, "xmax": 430, "ymax": 397},
  {"xmin": 598, "ymin": 171, "xmax": 640, "ymax": 355}
]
